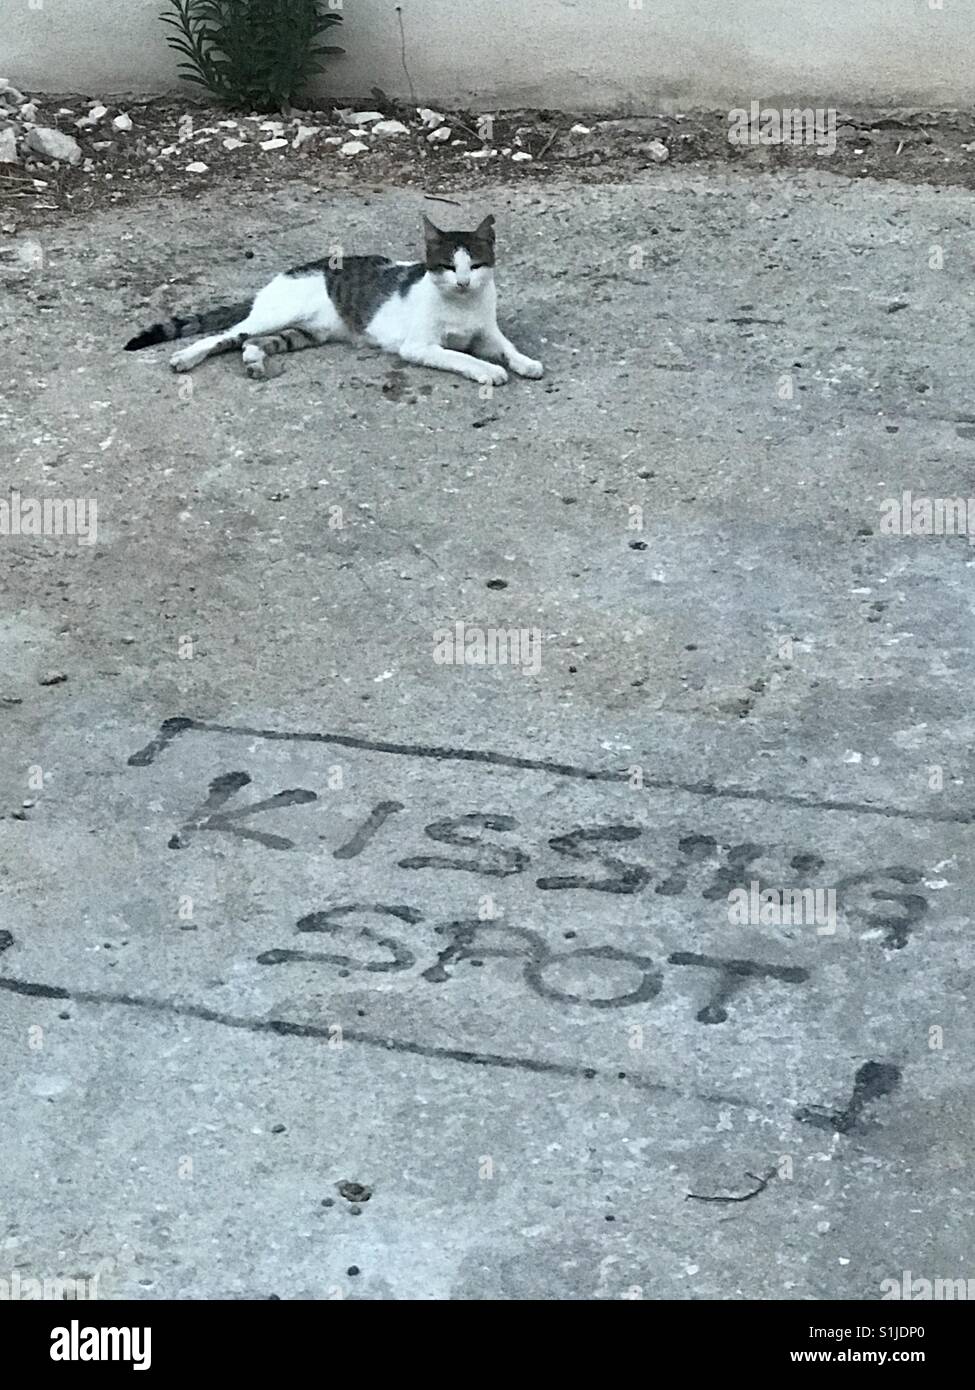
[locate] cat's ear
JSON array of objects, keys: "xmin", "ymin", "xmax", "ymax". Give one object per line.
[
  {"xmin": 423, "ymin": 215, "xmax": 444, "ymax": 248},
  {"xmin": 474, "ymin": 214, "xmax": 496, "ymax": 242}
]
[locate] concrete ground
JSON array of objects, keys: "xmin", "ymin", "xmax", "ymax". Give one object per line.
[{"xmin": 2, "ymin": 166, "xmax": 974, "ymax": 1300}]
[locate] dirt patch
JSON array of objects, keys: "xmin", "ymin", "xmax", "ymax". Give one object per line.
[{"xmin": 4, "ymin": 89, "xmax": 975, "ymax": 233}]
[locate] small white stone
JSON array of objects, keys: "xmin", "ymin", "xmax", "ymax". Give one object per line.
[
  {"xmin": 19, "ymin": 101, "xmax": 39, "ymax": 122},
  {"xmin": 426, "ymin": 125, "xmax": 451, "ymax": 143},
  {"xmin": 339, "ymin": 140, "xmax": 369, "ymax": 156},
  {"xmin": 569, "ymin": 123, "xmax": 592, "ymax": 135},
  {"xmin": 417, "ymin": 107, "xmax": 445, "ymax": 128},
  {"xmin": 372, "ymin": 119, "xmax": 409, "ymax": 136},
  {"xmin": 642, "ymin": 139, "xmax": 670, "ymax": 162},
  {"xmin": 76, "ymin": 103, "xmax": 108, "ymax": 128},
  {"xmin": 292, "ymin": 125, "xmax": 319, "ymax": 150},
  {"xmin": 337, "ymin": 108, "xmax": 383, "ymax": 125},
  {"xmin": 222, "ymin": 138, "xmax": 244, "ymax": 151},
  {"xmin": 185, "ymin": 161, "xmax": 208, "ymax": 173},
  {"xmin": 323, "ymin": 136, "xmax": 343, "ymax": 145},
  {"xmin": 112, "ymin": 112, "xmax": 133, "ymax": 132},
  {"xmin": 260, "ymin": 137, "xmax": 288, "ymax": 151},
  {"xmin": 0, "ymin": 127, "xmax": 18, "ymax": 163},
  {"xmin": 511, "ymin": 151, "xmax": 532, "ymax": 162}
]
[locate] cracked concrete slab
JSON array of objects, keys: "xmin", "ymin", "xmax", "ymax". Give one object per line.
[{"xmin": 2, "ymin": 167, "xmax": 974, "ymax": 1300}]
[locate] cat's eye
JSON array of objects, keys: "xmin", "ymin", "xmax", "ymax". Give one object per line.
[{"xmin": 470, "ymin": 262, "xmax": 486, "ymax": 270}]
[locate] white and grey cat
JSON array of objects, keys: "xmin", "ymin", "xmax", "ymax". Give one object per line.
[{"xmin": 124, "ymin": 214, "xmax": 543, "ymax": 385}]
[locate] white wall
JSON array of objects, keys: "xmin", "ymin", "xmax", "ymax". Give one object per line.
[{"xmin": 4, "ymin": 0, "xmax": 973, "ymax": 109}]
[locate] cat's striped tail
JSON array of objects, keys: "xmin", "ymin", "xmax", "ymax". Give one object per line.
[{"xmin": 123, "ymin": 300, "xmax": 250, "ymax": 351}]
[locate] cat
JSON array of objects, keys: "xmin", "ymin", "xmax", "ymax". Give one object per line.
[{"xmin": 124, "ymin": 214, "xmax": 543, "ymax": 386}]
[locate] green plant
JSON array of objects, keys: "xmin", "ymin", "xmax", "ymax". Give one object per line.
[{"xmin": 160, "ymin": 0, "xmax": 344, "ymax": 110}]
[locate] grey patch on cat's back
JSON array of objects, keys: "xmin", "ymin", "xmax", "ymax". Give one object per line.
[
  {"xmin": 286, "ymin": 254, "xmax": 426, "ymax": 332},
  {"xmin": 396, "ymin": 264, "xmax": 427, "ymax": 297}
]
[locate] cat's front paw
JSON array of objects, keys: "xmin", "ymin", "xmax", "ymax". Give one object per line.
[
  {"xmin": 471, "ymin": 362, "xmax": 508, "ymax": 387},
  {"xmin": 509, "ymin": 355, "xmax": 544, "ymax": 379}
]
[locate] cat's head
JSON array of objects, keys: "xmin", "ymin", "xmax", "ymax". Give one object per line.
[{"xmin": 423, "ymin": 214, "xmax": 496, "ymax": 295}]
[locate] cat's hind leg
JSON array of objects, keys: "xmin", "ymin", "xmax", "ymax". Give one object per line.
[
  {"xmin": 169, "ymin": 324, "xmax": 251, "ymax": 373},
  {"xmin": 242, "ymin": 327, "xmax": 328, "ymax": 380},
  {"xmin": 169, "ymin": 273, "xmax": 329, "ymax": 373},
  {"xmin": 241, "ymin": 293, "xmax": 346, "ymax": 378}
]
